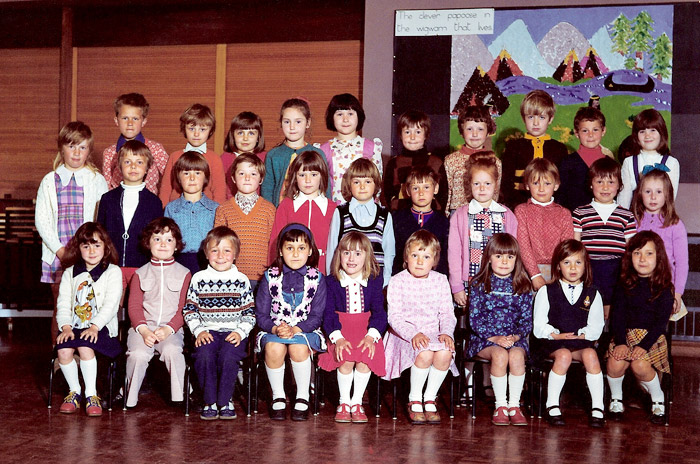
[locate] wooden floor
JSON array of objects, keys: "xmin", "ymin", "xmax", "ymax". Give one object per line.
[{"xmin": 3, "ymin": 319, "xmax": 700, "ymax": 464}]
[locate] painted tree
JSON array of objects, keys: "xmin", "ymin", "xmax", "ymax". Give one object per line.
[
  {"xmin": 610, "ymin": 14, "xmax": 631, "ymax": 57},
  {"xmin": 630, "ymin": 11, "xmax": 654, "ymax": 71},
  {"xmin": 650, "ymin": 33, "xmax": 672, "ymax": 81}
]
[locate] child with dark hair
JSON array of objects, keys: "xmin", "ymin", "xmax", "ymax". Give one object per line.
[
  {"xmin": 125, "ymin": 217, "xmax": 191, "ymax": 408},
  {"xmin": 444, "ymin": 105, "xmax": 500, "ymax": 213},
  {"xmin": 221, "ymin": 111, "xmax": 267, "ymax": 199},
  {"xmin": 383, "ymin": 110, "xmax": 448, "ymax": 211},
  {"xmin": 165, "ymin": 151, "xmax": 219, "ymax": 275},
  {"xmin": 159, "ymin": 103, "xmax": 227, "ymax": 205},
  {"xmin": 319, "ymin": 93, "xmax": 383, "ymax": 204},
  {"xmin": 102, "ymin": 93, "xmax": 168, "ymax": 194},
  {"xmin": 256, "ymin": 224, "xmax": 327, "ymax": 421},
  {"xmin": 97, "ymin": 140, "xmax": 163, "ymax": 289},
  {"xmin": 55, "ymin": 222, "xmax": 122, "ymax": 416}
]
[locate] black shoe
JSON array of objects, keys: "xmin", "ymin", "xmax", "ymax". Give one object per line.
[
  {"xmin": 545, "ymin": 405, "xmax": 565, "ymax": 426},
  {"xmin": 650, "ymin": 402, "xmax": 665, "ymax": 426},
  {"xmin": 269, "ymin": 398, "xmax": 287, "ymax": 421},
  {"xmin": 589, "ymin": 408, "xmax": 605, "ymax": 428},
  {"xmin": 291, "ymin": 398, "xmax": 310, "ymax": 421}
]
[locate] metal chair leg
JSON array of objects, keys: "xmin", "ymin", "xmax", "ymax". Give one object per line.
[
  {"xmin": 392, "ymin": 380, "xmax": 398, "ymax": 420},
  {"xmin": 375, "ymin": 376, "xmax": 381, "ymax": 417},
  {"xmin": 48, "ymin": 356, "xmax": 55, "ymax": 409},
  {"xmin": 184, "ymin": 365, "xmax": 190, "ymax": 417}
]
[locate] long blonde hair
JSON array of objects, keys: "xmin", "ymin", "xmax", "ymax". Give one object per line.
[{"xmin": 330, "ymin": 231, "xmax": 379, "ymax": 280}]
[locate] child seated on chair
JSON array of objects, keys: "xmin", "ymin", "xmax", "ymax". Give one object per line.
[
  {"xmin": 125, "ymin": 218, "xmax": 191, "ymax": 408},
  {"xmin": 184, "ymin": 226, "xmax": 255, "ymax": 420},
  {"xmin": 383, "ymin": 230, "xmax": 458, "ymax": 425}
]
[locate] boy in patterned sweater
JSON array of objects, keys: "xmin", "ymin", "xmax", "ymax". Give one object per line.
[{"xmin": 184, "ymin": 226, "xmax": 255, "ymax": 420}]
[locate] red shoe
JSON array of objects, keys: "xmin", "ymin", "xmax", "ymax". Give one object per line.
[
  {"xmin": 85, "ymin": 395, "xmax": 103, "ymax": 417},
  {"xmin": 335, "ymin": 403, "xmax": 351, "ymax": 423},
  {"xmin": 408, "ymin": 401, "xmax": 426, "ymax": 424},
  {"xmin": 423, "ymin": 400, "xmax": 441, "ymax": 424},
  {"xmin": 492, "ymin": 406, "xmax": 509, "ymax": 425},
  {"xmin": 508, "ymin": 407, "xmax": 528, "ymax": 426},
  {"xmin": 59, "ymin": 391, "xmax": 81, "ymax": 414},
  {"xmin": 350, "ymin": 404, "xmax": 368, "ymax": 423}
]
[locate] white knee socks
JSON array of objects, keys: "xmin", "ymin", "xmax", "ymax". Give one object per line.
[
  {"xmin": 80, "ymin": 357, "xmax": 97, "ymax": 397},
  {"xmin": 337, "ymin": 370, "xmax": 353, "ymax": 405},
  {"xmin": 291, "ymin": 358, "xmax": 311, "ymax": 410},
  {"xmin": 586, "ymin": 372, "xmax": 605, "ymax": 418},
  {"xmin": 351, "ymin": 370, "xmax": 371, "ymax": 406},
  {"xmin": 607, "ymin": 374, "xmax": 624, "ymax": 400},
  {"xmin": 491, "ymin": 374, "xmax": 507, "ymax": 408},
  {"xmin": 423, "ymin": 366, "xmax": 449, "ymax": 403},
  {"xmin": 508, "ymin": 373, "xmax": 525, "ymax": 409},
  {"xmin": 266, "ymin": 364, "xmax": 286, "ymax": 410},
  {"xmin": 59, "ymin": 359, "xmax": 81, "ymax": 395},
  {"xmin": 640, "ymin": 373, "xmax": 664, "ymax": 409},
  {"xmin": 546, "ymin": 371, "xmax": 566, "ymax": 415},
  {"xmin": 409, "ymin": 365, "xmax": 429, "ymax": 403}
]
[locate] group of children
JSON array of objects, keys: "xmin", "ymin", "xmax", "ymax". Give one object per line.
[{"xmin": 37, "ymin": 89, "xmax": 685, "ymax": 430}]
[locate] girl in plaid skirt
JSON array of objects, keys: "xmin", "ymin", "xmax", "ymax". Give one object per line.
[{"xmin": 606, "ymin": 231, "xmax": 674, "ymax": 425}]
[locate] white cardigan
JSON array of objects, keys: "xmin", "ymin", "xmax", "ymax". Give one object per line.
[
  {"xmin": 56, "ymin": 263, "xmax": 122, "ymax": 338},
  {"xmin": 34, "ymin": 168, "xmax": 108, "ymax": 264}
]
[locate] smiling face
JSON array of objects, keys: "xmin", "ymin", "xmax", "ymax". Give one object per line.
[
  {"xmin": 233, "ymin": 129, "xmax": 259, "ymax": 153},
  {"xmin": 340, "ymin": 246, "xmax": 366, "ymax": 279},
  {"xmin": 559, "ymin": 251, "xmax": 585, "ymax": 285},
  {"xmin": 296, "ymin": 169, "xmax": 322, "ymax": 197},
  {"xmin": 632, "ymin": 240, "xmax": 657, "ymax": 278},
  {"xmin": 207, "ymin": 238, "xmax": 236, "ymax": 272},
  {"xmin": 470, "ymin": 169, "xmax": 496, "ymax": 207},
  {"xmin": 524, "ymin": 113, "xmax": 552, "ymax": 138},
  {"xmin": 232, "ymin": 161, "xmax": 261, "ymax": 195},
  {"xmin": 350, "ymin": 176, "xmax": 376, "ymax": 203},
  {"xmin": 400, "ymin": 124, "xmax": 426, "ymax": 151},
  {"xmin": 409, "ymin": 180, "xmax": 437, "ymax": 212},
  {"xmin": 120, "ymin": 152, "xmax": 148, "ymax": 186},
  {"xmin": 333, "ymin": 109, "xmax": 359, "ymax": 140},
  {"xmin": 114, "ymin": 105, "xmax": 146, "ymax": 140},
  {"xmin": 591, "ymin": 175, "xmax": 620, "ymax": 204},
  {"xmin": 405, "ymin": 243, "xmax": 436, "ymax": 279},
  {"xmin": 185, "ymin": 123, "xmax": 211, "ymax": 148},
  {"xmin": 640, "ymin": 177, "xmax": 666, "ymax": 215},
  {"xmin": 637, "ymin": 128, "xmax": 661, "ymax": 152},
  {"xmin": 489, "ymin": 252, "xmax": 516, "ymax": 278},
  {"xmin": 281, "ymin": 107, "xmax": 309, "ymax": 148},
  {"xmin": 62, "ymin": 139, "xmax": 90, "ymax": 171},
  {"xmin": 280, "ymin": 237, "xmax": 312, "ymax": 270},
  {"xmin": 575, "ymin": 120, "xmax": 606, "ymax": 150},
  {"xmin": 149, "ymin": 229, "xmax": 177, "ymax": 261},
  {"xmin": 527, "ymin": 174, "xmax": 558, "ymax": 204},
  {"xmin": 80, "ymin": 234, "xmax": 105, "ymax": 271},
  {"xmin": 461, "ymin": 120, "xmax": 489, "ymax": 150}
]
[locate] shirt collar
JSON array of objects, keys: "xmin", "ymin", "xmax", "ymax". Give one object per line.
[
  {"xmin": 56, "ymin": 165, "xmax": 90, "ymax": 187},
  {"xmin": 338, "ymin": 269, "xmax": 368, "ymax": 288},
  {"xmin": 293, "ymin": 192, "xmax": 328, "ymax": 214},
  {"xmin": 150, "ymin": 257, "xmax": 175, "ymax": 266},
  {"xmin": 282, "ymin": 264, "xmax": 308, "ymax": 276},
  {"xmin": 185, "ymin": 142, "xmax": 207, "ymax": 154},
  {"xmin": 468, "ymin": 198, "xmax": 506, "ymax": 214},
  {"xmin": 116, "ymin": 133, "xmax": 145, "ymax": 152},
  {"xmin": 121, "ymin": 182, "xmax": 146, "ymax": 191},
  {"xmin": 559, "ymin": 280, "xmax": 583, "ymax": 290},
  {"xmin": 530, "ymin": 197, "xmax": 554, "ymax": 206},
  {"xmin": 73, "ymin": 261, "xmax": 107, "ymax": 281},
  {"xmin": 172, "ymin": 193, "xmax": 217, "ymax": 212},
  {"xmin": 349, "ymin": 197, "xmax": 377, "ymax": 215}
]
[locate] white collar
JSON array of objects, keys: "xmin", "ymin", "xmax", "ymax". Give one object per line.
[
  {"xmin": 349, "ymin": 197, "xmax": 377, "ymax": 215},
  {"xmin": 531, "ymin": 198, "xmax": 554, "ymax": 206},
  {"xmin": 468, "ymin": 198, "xmax": 506, "ymax": 214},
  {"xmin": 293, "ymin": 191, "xmax": 328, "ymax": 214},
  {"xmin": 339, "ymin": 269, "xmax": 368, "ymax": 288},
  {"xmin": 56, "ymin": 165, "xmax": 89, "ymax": 187},
  {"xmin": 591, "ymin": 199, "xmax": 617, "ymax": 209},
  {"xmin": 559, "ymin": 280, "xmax": 583, "ymax": 289},
  {"xmin": 185, "ymin": 142, "xmax": 207, "ymax": 154},
  {"xmin": 121, "ymin": 182, "xmax": 146, "ymax": 191}
]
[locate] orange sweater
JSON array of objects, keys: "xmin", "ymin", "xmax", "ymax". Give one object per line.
[
  {"xmin": 214, "ymin": 197, "xmax": 276, "ymax": 281},
  {"xmin": 159, "ymin": 148, "xmax": 227, "ymax": 206}
]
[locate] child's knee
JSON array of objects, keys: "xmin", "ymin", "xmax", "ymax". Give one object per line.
[
  {"xmin": 127, "ymin": 348, "xmax": 152, "ymax": 365},
  {"xmin": 554, "ymin": 349, "xmax": 572, "ymax": 365},
  {"xmin": 288, "ymin": 344, "xmax": 310, "ymax": 362},
  {"xmin": 415, "ymin": 350, "xmax": 434, "ymax": 367},
  {"xmin": 57, "ymin": 348, "xmax": 74, "ymax": 363}
]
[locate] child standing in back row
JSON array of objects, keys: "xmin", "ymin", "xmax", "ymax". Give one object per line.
[
  {"xmin": 500, "ymin": 90, "xmax": 568, "ymax": 209},
  {"xmin": 102, "ymin": 93, "xmax": 168, "ymax": 194},
  {"xmin": 36, "ymin": 121, "xmax": 109, "ymax": 341},
  {"xmin": 261, "ymin": 98, "xmax": 330, "ymax": 206},
  {"xmin": 159, "ymin": 103, "xmax": 227, "ymax": 205},
  {"xmin": 319, "ymin": 93, "xmax": 383, "ymax": 204},
  {"xmin": 221, "ymin": 111, "xmax": 267, "ymax": 199}
]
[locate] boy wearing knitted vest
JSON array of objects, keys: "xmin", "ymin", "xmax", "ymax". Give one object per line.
[
  {"xmin": 102, "ymin": 93, "xmax": 168, "ymax": 194},
  {"xmin": 514, "ymin": 159, "xmax": 574, "ymax": 291},
  {"xmin": 501, "ymin": 90, "xmax": 568, "ymax": 210},
  {"xmin": 214, "ymin": 153, "xmax": 275, "ymax": 292}
]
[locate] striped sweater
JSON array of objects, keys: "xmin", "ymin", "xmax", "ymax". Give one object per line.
[
  {"xmin": 572, "ymin": 201, "xmax": 636, "ymax": 260},
  {"xmin": 183, "ymin": 264, "xmax": 255, "ymax": 338}
]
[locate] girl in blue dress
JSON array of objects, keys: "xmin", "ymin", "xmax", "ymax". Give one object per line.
[
  {"xmin": 255, "ymin": 223, "xmax": 327, "ymax": 421},
  {"xmin": 468, "ymin": 233, "xmax": 533, "ymax": 426}
]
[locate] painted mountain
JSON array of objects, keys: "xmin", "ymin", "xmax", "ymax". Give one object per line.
[
  {"xmin": 452, "ymin": 67, "xmax": 510, "ymax": 116},
  {"xmin": 580, "ymin": 47, "xmax": 609, "ymax": 78},
  {"xmin": 486, "ymin": 49, "xmax": 524, "ymax": 82},
  {"xmin": 553, "ymin": 49, "xmax": 584, "ymax": 83},
  {"xmin": 486, "ymin": 19, "xmax": 554, "ymax": 78}
]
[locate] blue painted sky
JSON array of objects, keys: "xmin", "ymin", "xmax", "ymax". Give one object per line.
[{"xmin": 481, "ymin": 5, "xmax": 673, "ymax": 44}]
